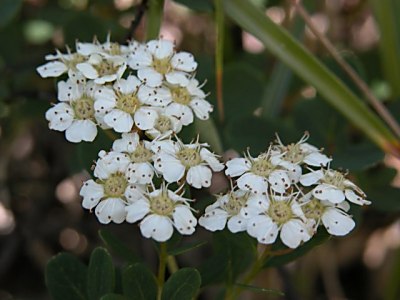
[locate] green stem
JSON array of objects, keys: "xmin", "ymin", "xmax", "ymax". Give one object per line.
[
  {"xmin": 166, "ymin": 255, "xmax": 179, "ymax": 274},
  {"xmin": 215, "ymin": 0, "xmax": 225, "ymax": 123},
  {"xmin": 157, "ymin": 242, "xmax": 168, "ymax": 300},
  {"xmin": 146, "ymin": 0, "xmax": 165, "ymax": 40}
]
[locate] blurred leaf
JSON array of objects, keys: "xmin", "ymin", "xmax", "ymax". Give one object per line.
[
  {"xmin": 122, "ymin": 263, "xmax": 157, "ymax": 300},
  {"xmin": 264, "ymin": 229, "xmax": 330, "ymax": 268},
  {"xmin": 161, "ymin": 268, "xmax": 201, "ymax": 300},
  {"xmin": 234, "ymin": 283, "xmax": 284, "ymax": 296},
  {"xmin": 87, "ymin": 248, "xmax": 115, "ymax": 300},
  {"xmin": 146, "ymin": 0, "xmax": 165, "ymax": 40},
  {"xmin": 370, "ymin": 0, "xmax": 400, "ymax": 99},
  {"xmin": 167, "ymin": 241, "xmax": 207, "ymax": 256},
  {"xmin": 0, "ymin": 0, "xmax": 22, "ymax": 28},
  {"xmin": 194, "ymin": 118, "xmax": 223, "ymax": 154},
  {"xmin": 101, "ymin": 294, "xmax": 129, "ymax": 300},
  {"xmin": 223, "ymin": 0, "xmax": 400, "ymax": 155},
  {"xmin": 46, "ymin": 253, "xmax": 88, "ymax": 300},
  {"xmin": 173, "ymin": 0, "xmax": 213, "ymax": 12},
  {"xmin": 99, "ymin": 229, "xmax": 139, "ymax": 263},
  {"xmin": 23, "ymin": 20, "xmax": 54, "ymax": 44}
]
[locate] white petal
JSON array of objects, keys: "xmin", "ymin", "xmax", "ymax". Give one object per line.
[
  {"xmin": 281, "ymin": 220, "xmax": 310, "ymax": 249},
  {"xmin": 170, "ymin": 52, "xmax": 197, "ymax": 72},
  {"xmin": 147, "ymin": 39, "xmax": 174, "ymax": 59},
  {"xmin": 138, "ymin": 86, "xmax": 172, "ymax": 106},
  {"xmin": 200, "ymin": 148, "xmax": 224, "ymax": 172},
  {"xmin": 125, "ymin": 199, "xmax": 150, "ymax": 223},
  {"xmin": 114, "ymin": 75, "xmax": 141, "ymax": 94},
  {"xmin": 165, "ymin": 103, "xmax": 193, "ymax": 126},
  {"xmin": 126, "ymin": 162, "xmax": 154, "ymax": 184},
  {"xmin": 165, "ymin": 71, "xmax": 189, "ymax": 86},
  {"xmin": 104, "ymin": 109, "xmax": 134, "ymax": 133},
  {"xmin": 76, "ymin": 62, "xmax": 98, "ymax": 79},
  {"xmin": 134, "ymin": 107, "xmax": 158, "ymax": 130},
  {"xmin": 37, "ymin": 61, "xmax": 67, "ymax": 78},
  {"xmin": 322, "ymin": 209, "xmax": 355, "ymax": 236},
  {"xmin": 151, "ymin": 140, "xmax": 179, "ymax": 154},
  {"xmin": 113, "ymin": 132, "xmax": 140, "ymax": 153},
  {"xmin": 247, "ymin": 215, "xmax": 278, "ymax": 244},
  {"xmin": 173, "ymin": 205, "xmax": 197, "ymax": 235},
  {"xmin": 128, "ymin": 48, "xmax": 153, "ymax": 69},
  {"xmin": 156, "ymin": 155, "xmax": 185, "ymax": 183},
  {"xmin": 57, "ymin": 80, "xmax": 82, "ymax": 101},
  {"xmin": 313, "ymin": 184, "xmax": 345, "ymax": 203},
  {"xmin": 189, "ymin": 99, "xmax": 213, "ymax": 120},
  {"xmin": 344, "ymin": 189, "xmax": 371, "ymax": 205},
  {"xmin": 299, "ymin": 170, "xmax": 324, "ymax": 186},
  {"xmin": 140, "ymin": 214, "xmax": 174, "ymax": 242},
  {"xmin": 284, "ymin": 164, "xmax": 302, "ymax": 184},
  {"xmin": 80, "ymin": 180, "xmax": 104, "ymax": 209},
  {"xmin": 76, "ymin": 42, "xmax": 101, "ymax": 56},
  {"xmin": 138, "ymin": 68, "xmax": 163, "ymax": 87},
  {"xmin": 237, "ymin": 173, "xmax": 268, "ymax": 195},
  {"xmin": 45, "ymin": 103, "xmax": 74, "ymax": 131},
  {"xmin": 268, "ymin": 170, "xmax": 291, "ymax": 193},
  {"xmin": 199, "ymin": 208, "xmax": 228, "ymax": 231},
  {"xmin": 186, "ymin": 165, "xmax": 212, "ymax": 189},
  {"xmin": 304, "ymin": 152, "xmax": 331, "ymax": 167},
  {"xmin": 227, "ymin": 215, "xmax": 247, "ymax": 233},
  {"xmin": 65, "ymin": 119, "xmax": 97, "ymax": 143},
  {"xmin": 125, "ymin": 184, "xmax": 146, "ymax": 202},
  {"xmin": 242, "ymin": 195, "xmax": 269, "ymax": 218},
  {"xmin": 95, "ymin": 198, "xmax": 126, "ymax": 224},
  {"xmin": 186, "ymin": 79, "xmax": 206, "ymax": 98},
  {"xmin": 225, "ymin": 158, "xmax": 251, "ymax": 177}
]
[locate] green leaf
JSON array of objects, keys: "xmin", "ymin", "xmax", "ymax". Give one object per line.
[
  {"xmin": 234, "ymin": 283, "xmax": 284, "ymax": 296},
  {"xmin": 45, "ymin": 253, "xmax": 88, "ymax": 300},
  {"xmin": 146, "ymin": 0, "xmax": 165, "ymax": 40},
  {"xmin": 161, "ymin": 268, "xmax": 201, "ymax": 300},
  {"xmin": 99, "ymin": 229, "xmax": 139, "ymax": 263},
  {"xmin": 122, "ymin": 263, "xmax": 157, "ymax": 300},
  {"xmin": 0, "ymin": 0, "xmax": 22, "ymax": 28},
  {"xmin": 264, "ymin": 229, "xmax": 330, "ymax": 268},
  {"xmin": 370, "ymin": 0, "xmax": 400, "ymax": 98},
  {"xmin": 222, "ymin": 0, "xmax": 400, "ymax": 155},
  {"xmin": 173, "ymin": 0, "xmax": 213, "ymax": 12},
  {"xmin": 87, "ymin": 248, "xmax": 115, "ymax": 300},
  {"xmin": 167, "ymin": 241, "xmax": 208, "ymax": 256},
  {"xmin": 101, "ymin": 294, "xmax": 129, "ymax": 300},
  {"xmin": 194, "ymin": 118, "xmax": 224, "ymax": 154}
]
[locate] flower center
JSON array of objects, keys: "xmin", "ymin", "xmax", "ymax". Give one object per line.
[
  {"xmin": 65, "ymin": 54, "xmax": 85, "ymax": 70},
  {"xmin": 72, "ymin": 96, "xmax": 95, "ymax": 120},
  {"xmin": 152, "ymin": 57, "xmax": 171, "ymax": 75},
  {"xmin": 150, "ymin": 193, "xmax": 175, "ymax": 216},
  {"xmin": 104, "ymin": 173, "xmax": 128, "ymax": 197},
  {"xmin": 282, "ymin": 143, "xmax": 305, "ymax": 164},
  {"xmin": 251, "ymin": 157, "xmax": 274, "ymax": 177},
  {"xmin": 302, "ymin": 198, "xmax": 324, "ymax": 220},
  {"xmin": 108, "ymin": 43, "xmax": 121, "ymax": 56},
  {"xmin": 177, "ymin": 147, "xmax": 201, "ymax": 168},
  {"xmin": 154, "ymin": 115, "xmax": 172, "ymax": 133},
  {"xmin": 130, "ymin": 143, "xmax": 153, "ymax": 163},
  {"xmin": 116, "ymin": 93, "xmax": 140, "ymax": 114},
  {"xmin": 222, "ymin": 193, "xmax": 248, "ymax": 215},
  {"xmin": 170, "ymin": 86, "xmax": 191, "ymax": 105},
  {"xmin": 323, "ymin": 170, "xmax": 345, "ymax": 188},
  {"xmin": 267, "ymin": 201, "xmax": 293, "ymax": 225},
  {"xmin": 95, "ymin": 60, "xmax": 119, "ymax": 77}
]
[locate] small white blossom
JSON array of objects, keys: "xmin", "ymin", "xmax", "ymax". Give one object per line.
[
  {"xmin": 300, "ymin": 169, "xmax": 370, "ymax": 205},
  {"xmin": 245, "ymin": 192, "xmax": 311, "ymax": 249},
  {"xmin": 153, "ymin": 138, "xmax": 224, "ymax": 189},
  {"xmin": 76, "ymin": 35, "xmax": 136, "ymax": 58},
  {"xmin": 125, "ymin": 184, "xmax": 197, "ymax": 242},
  {"xmin": 199, "ymin": 189, "xmax": 265, "ymax": 233},
  {"xmin": 128, "ymin": 39, "xmax": 197, "ymax": 87},
  {"xmin": 144, "ymin": 107, "xmax": 183, "ymax": 140}
]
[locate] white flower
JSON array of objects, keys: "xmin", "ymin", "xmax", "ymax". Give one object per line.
[
  {"xmin": 128, "ymin": 39, "xmax": 197, "ymax": 87},
  {"xmin": 225, "ymin": 149, "xmax": 291, "ymax": 195},
  {"xmin": 153, "ymin": 138, "xmax": 224, "ymax": 188},
  {"xmin": 199, "ymin": 189, "xmax": 265, "ymax": 233},
  {"xmin": 300, "ymin": 193, "xmax": 355, "ymax": 236},
  {"xmin": 93, "ymin": 150, "xmax": 131, "ymax": 180},
  {"xmin": 112, "ymin": 133, "xmax": 155, "ymax": 185},
  {"xmin": 76, "ymin": 53, "xmax": 127, "ymax": 84},
  {"xmin": 125, "ymin": 184, "xmax": 197, "ymax": 242},
  {"xmin": 245, "ymin": 192, "xmax": 311, "ymax": 249},
  {"xmin": 300, "ymin": 169, "xmax": 370, "ymax": 205},
  {"xmin": 76, "ymin": 35, "xmax": 136, "ymax": 58},
  {"xmin": 144, "ymin": 107, "xmax": 183, "ymax": 140},
  {"xmin": 45, "ymin": 80, "xmax": 103, "ymax": 143},
  {"xmin": 94, "ymin": 75, "xmax": 157, "ymax": 132},
  {"xmin": 270, "ymin": 132, "xmax": 331, "ymax": 183}
]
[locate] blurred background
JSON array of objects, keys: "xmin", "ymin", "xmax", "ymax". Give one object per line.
[{"xmin": 1, "ymin": 0, "xmax": 400, "ymax": 299}]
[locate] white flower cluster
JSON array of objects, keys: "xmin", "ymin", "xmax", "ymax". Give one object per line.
[
  {"xmin": 37, "ymin": 36, "xmax": 212, "ymax": 143},
  {"xmin": 38, "ymin": 36, "xmax": 370, "ymax": 247},
  {"xmin": 199, "ymin": 133, "xmax": 370, "ymax": 249}
]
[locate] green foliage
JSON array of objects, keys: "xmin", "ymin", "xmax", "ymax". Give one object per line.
[
  {"xmin": 234, "ymin": 283, "xmax": 284, "ymax": 296},
  {"xmin": 87, "ymin": 248, "xmax": 115, "ymax": 300},
  {"xmin": 0, "ymin": 0, "xmax": 23, "ymax": 28},
  {"xmin": 122, "ymin": 263, "xmax": 157, "ymax": 300},
  {"xmin": 99, "ymin": 229, "xmax": 140, "ymax": 263},
  {"xmin": 173, "ymin": 0, "xmax": 213, "ymax": 12},
  {"xmin": 46, "ymin": 253, "xmax": 88, "ymax": 300},
  {"xmin": 161, "ymin": 268, "xmax": 201, "ymax": 300},
  {"xmin": 101, "ymin": 294, "xmax": 129, "ymax": 300},
  {"xmin": 167, "ymin": 241, "xmax": 208, "ymax": 256}
]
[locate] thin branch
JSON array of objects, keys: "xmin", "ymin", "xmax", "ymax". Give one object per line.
[
  {"xmin": 125, "ymin": 0, "xmax": 149, "ymax": 42},
  {"xmin": 215, "ymin": 0, "xmax": 225, "ymax": 124},
  {"xmin": 292, "ymin": 0, "xmax": 400, "ymax": 139}
]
